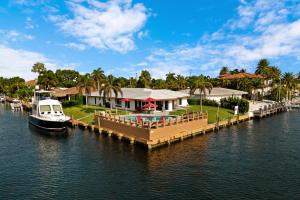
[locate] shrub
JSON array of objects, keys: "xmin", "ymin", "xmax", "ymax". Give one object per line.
[
  {"xmin": 188, "ymin": 98, "xmax": 219, "ymax": 106},
  {"xmin": 220, "ymin": 97, "xmax": 249, "ymax": 113},
  {"xmin": 62, "ymin": 100, "xmax": 81, "ymax": 107}
]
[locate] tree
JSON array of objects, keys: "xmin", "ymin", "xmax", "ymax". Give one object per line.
[
  {"xmin": 137, "ymin": 70, "xmax": 151, "ymax": 88},
  {"xmin": 98, "ymin": 81, "xmax": 123, "ymax": 110},
  {"xmin": 37, "ymin": 70, "xmax": 58, "ymax": 90},
  {"xmin": 151, "ymin": 78, "xmax": 166, "ymax": 89},
  {"xmin": 166, "ymin": 72, "xmax": 177, "ymax": 90},
  {"xmin": 283, "ymin": 72, "xmax": 297, "ymax": 101},
  {"xmin": 91, "ymin": 68, "xmax": 106, "ymax": 90},
  {"xmin": 256, "ymin": 59, "xmax": 270, "ymax": 74},
  {"xmin": 77, "ymin": 74, "xmax": 95, "ymax": 106},
  {"xmin": 219, "ymin": 66, "xmax": 229, "ymax": 75},
  {"xmin": 31, "ymin": 62, "xmax": 46, "ymax": 74},
  {"xmin": 190, "ymin": 78, "xmax": 213, "ymax": 113},
  {"xmin": 128, "ymin": 77, "xmax": 137, "ymax": 88},
  {"xmin": 55, "ymin": 69, "xmax": 81, "ymax": 88},
  {"xmin": 176, "ymin": 75, "xmax": 187, "ymax": 90}
]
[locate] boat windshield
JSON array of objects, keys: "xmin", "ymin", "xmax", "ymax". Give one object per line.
[
  {"xmin": 53, "ymin": 105, "xmax": 62, "ymax": 112},
  {"xmin": 40, "ymin": 105, "xmax": 51, "ymax": 112}
]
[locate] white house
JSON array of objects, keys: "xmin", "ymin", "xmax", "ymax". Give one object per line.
[
  {"xmin": 181, "ymin": 87, "xmax": 248, "ymax": 103},
  {"xmin": 86, "ymin": 88, "xmax": 189, "ymax": 112}
]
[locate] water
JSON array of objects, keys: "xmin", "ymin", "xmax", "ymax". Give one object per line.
[
  {"xmin": 0, "ymin": 103, "xmax": 300, "ymax": 200},
  {"xmin": 126, "ymin": 115, "xmax": 177, "ymax": 122}
]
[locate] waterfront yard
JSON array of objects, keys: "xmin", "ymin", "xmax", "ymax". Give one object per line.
[
  {"xmin": 63, "ymin": 105, "xmax": 127, "ymax": 124},
  {"xmin": 170, "ymin": 105, "xmax": 234, "ymax": 124}
]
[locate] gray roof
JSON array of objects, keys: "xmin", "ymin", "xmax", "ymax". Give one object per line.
[
  {"xmin": 89, "ymin": 88, "xmax": 189, "ymax": 100},
  {"xmin": 181, "ymin": 87, "xmax": 248, "ymax": 96}
]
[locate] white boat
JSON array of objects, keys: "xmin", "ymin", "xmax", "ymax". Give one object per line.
[
  {"xmin": 28, "ymin": 90, "xmax": 70, "ymax": 132},
  {"xmin": 0, "ymin": 95, "xmax": 5, "ymax": 102}
]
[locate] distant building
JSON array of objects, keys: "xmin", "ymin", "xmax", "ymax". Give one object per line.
[
  {"xmin": 181, "ymin": 87, "xmax": 248, "ymax": 103},
  {"xmin": 52, "ymin": 87, "xmax": 80, "ymax": 101},
  {"xmin": 86, "ymin": 88, "xmax": 189, "ymax": 112},
  {"xmin": 219, "ymin": 72, "xmax": 273, "ymax": 96},
  {"xmin": 26, "ymin": 80, "xmax": 37, "ymax": 88}
]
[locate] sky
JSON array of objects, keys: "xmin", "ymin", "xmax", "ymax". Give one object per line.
[{"xmin": 0, "ymin": 0, "xmax": 300, "ymax": 80}]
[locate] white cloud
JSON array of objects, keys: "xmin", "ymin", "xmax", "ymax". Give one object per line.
[
  {"xmin": 0, "ymin": 29, "xmax": 34, "ymax": 42},
  {"xmin": 49, "ymin": 0, "xmax": 148, "ymax": 53},
  {"xmin": 0, "ymin": 45, "xmax": 56, "ymax": 80},
  {"xmin": 25, "ymin": 17, "xmax": 37, "ymax": 29},
  {"xmin": 64, "ymin": 42, "xmax": 86, "ymax": 51},
  {"xmin": 136, "ymin": 0, "xmax": 300, "ymax": 78},
  {"xmin": 137, "ymin": 30, "xmax": 149, "ymax": 39}
]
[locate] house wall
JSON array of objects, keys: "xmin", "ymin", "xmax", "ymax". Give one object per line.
[
  {"xmin": 181, "ymin": 98, "xmax": 188, "ymax": 106},
  {"xmin": 87, "ymin": 96, "xmax": 189, "ymax": 111},
  {"xmin": 206, "ymin": 95, "xmax": 243, "ymax": 102}
]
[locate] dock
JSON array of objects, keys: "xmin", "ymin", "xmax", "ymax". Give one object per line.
[
  {"xmin": 66, "ymin": 102, "xmax": 289, "ymax": 150},
  {"xmin": 253, "ymin": 102, "xmax": 287, "ymax": 118},
  {"xmin": 92, "ymin": 112, "xmax": 251, "ymax": 149}
]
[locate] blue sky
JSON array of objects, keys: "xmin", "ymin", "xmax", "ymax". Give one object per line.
[{"xmin": 0, "ymin": 0, "xmax": 300, "ymax": 80}]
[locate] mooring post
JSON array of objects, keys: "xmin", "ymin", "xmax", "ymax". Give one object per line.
[{"xmin": 97, "ymin": 115, "xmax": 101, "ymax": 134}]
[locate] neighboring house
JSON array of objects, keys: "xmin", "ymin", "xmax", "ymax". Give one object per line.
[
  {"xmin": 52, "ymin": 87, "xmax": 80, "ymax": 101},
  {"xmin": 219, "ymin": 73, "xmax": 264, "ymax": 80},
  {"xmin": 181, "ymin": 87, "xmax": 248, "ymax": 103},
  {"xmin": 86, "ymin": 88, "xmax": 189, "ymax": 112},
  {"xmin": 26, "ymin": 80, "xmax": 37, "ymax": 88},
  {"xmin": 219, "ymin": 72, "xmax": 272, "ymax": 96}
]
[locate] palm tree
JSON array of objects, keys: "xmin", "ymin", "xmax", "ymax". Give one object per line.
[
  {"xmin": 137, "ymin": 70, "xmax": 152, "ymax": 88},
  {"xmin": 255, "ymin": 59, "xmax": 269, "ymax": 75},
  {"xmin": 283, "ymin": 72, "xmax": 297, "ymax": 102},
  {"xmin": 77, "ymin": 74, "xmax": 95, "ymax": 106},
  {"xmin": 91, "ymin": 68, "xmax": 106, "ymax": 90},
  {"xmin": 190, "ymin": 78, "xmax": 213, "ymax": 113},
  {"xmin": 219, "ymin": 66, "xmax": 229, "ymax": 75},
  {"xmin": 98, "ymin": 82, "xmax": 123, "ymax": 110},
  {"xmin": 176, "ymin": 75, "xmax": 187, "ymax": 90}
]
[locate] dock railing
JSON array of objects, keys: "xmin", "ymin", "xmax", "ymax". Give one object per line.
[{"xmin": 95, "ymin": 111, "xmax": 208, "ymax": 130}]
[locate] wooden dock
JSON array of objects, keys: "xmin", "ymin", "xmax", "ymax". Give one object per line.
[
  {"xmin": 253, "ymin": 103, "xmax": 287, "ymax": 118},
  {"xmin": 66, "ymin": 103, "xmax": 288, "ymax": 150},
  {"xmin": 91, "ymin": 112, "xmax": 251, "ymax": 149}
]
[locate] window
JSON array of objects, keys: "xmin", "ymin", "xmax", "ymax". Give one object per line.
[
  {"xmin": 179, "ymin": 98, "xmax": 182, "ymax": 105},
  {"xmin": 116, "ymin": 99, "xmax": 122, "ymax": 107},
  {"xmin": 53, "ymin": 105, "xmax": 62, "ymax": 112},
  {"xmin": 40, "ymin": 105, "xmax": 51, "ymax": 112},
  {"xmin": 125, "ymin": 101, "xmax": 130, "ymax": 108}
]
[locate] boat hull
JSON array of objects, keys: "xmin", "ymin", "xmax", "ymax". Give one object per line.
[{"xmin": 29, "ymin": 115, "xmax": 68, "ymax": 132}]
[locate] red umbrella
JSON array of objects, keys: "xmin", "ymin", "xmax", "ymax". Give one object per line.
[
  {"xmin": 142, "ymin": 103, "xmax": 158, "ymax": 109},
  {"xmin": 121, "ymin": 98, "xmax": 132, "ymax": 102},
  {"xmin": 142, "ymin": 97, "xmax": 156, "ymax": 102}
]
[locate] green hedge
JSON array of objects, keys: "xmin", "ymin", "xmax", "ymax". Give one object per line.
[
  {"xmin": 62, "ymin": 100, "xmax": 81, "ymax": 107},
  {"xmin": 188, "ymin": 98, "xmax": 219, "ymax": 107},
  {"xmin": 220, "ymin": 97, "xmax": 249, "ymax": 113}
]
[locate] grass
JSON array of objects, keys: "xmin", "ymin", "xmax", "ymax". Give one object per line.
[
  {"xmin": 63, "ymin": 105, "xmax": 127, "ymax": 125},
  {"xmin": 170, "ymin": 105, "xmax": 234, "ymax": 124}
]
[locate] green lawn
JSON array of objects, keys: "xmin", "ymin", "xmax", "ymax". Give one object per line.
[
  {"xmin": 63, "ymin": 105, "xmax": 127, "ymax": 125},
  {"xmin": 170, "ymin": 105, "xmax": 234, "ymax": 124}
]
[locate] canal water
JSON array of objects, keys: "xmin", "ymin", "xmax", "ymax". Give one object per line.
[{"xmin": 0, "ymin": 103, "xmax": 300, "ymax": 200}]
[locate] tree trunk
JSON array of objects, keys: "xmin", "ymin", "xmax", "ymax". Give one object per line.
[
  {"xmin": 85, "ymin": 94, "xmax": 88, "ymax": 106},
  {"xmin": 200, "ymin": 94, "xmax": 203, "ymax": 113}
]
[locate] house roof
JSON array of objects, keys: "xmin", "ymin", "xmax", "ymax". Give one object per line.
[
  {"xmin": 89, "ymin": 88, "xmax": 189, "ymax": 100},
  {"xmin": 219, "ymin": 73, "xmax": 264, "ymax": 79},
  {"xmin": 181, "ymin": 87, "xmax": 248, "ymax": 96},
  {"xmin": 26, "ymin": 80, "xmax": 37, "ymax": 87},
  {"xmin": 52, "ymin": 87, "xmax": 79, "ymax": 97}
]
